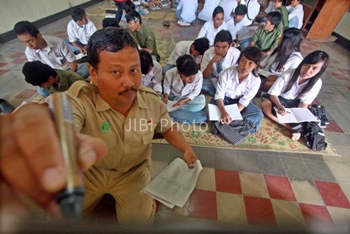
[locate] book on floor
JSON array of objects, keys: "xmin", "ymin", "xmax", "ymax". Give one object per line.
[
  {"xmin": 208, "ymin": 104, "xmax": 243, "ymax": 121},
  {"xmin": 166, "ymin": 100, "xmax": 180, "ymax": 112},
  {"xmin": 274, "ymin": 107, "xmax": 319, "ymax": 123},
  {"xmin": 142, "ymin": 158, "xmax": 203, "ymax": 209}
]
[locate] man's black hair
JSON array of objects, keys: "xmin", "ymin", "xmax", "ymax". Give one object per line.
[
  {"xmin": 234, "ymin": 5, "xmax": 247, "ymax": 15},
  {"xmin": 13, "ymin": 21, "xmax": 40, "ymax": 37},
  {"xmin": 176, "ymin": 54, "xmax": 198, "ymax": 77},
  {"xmin": 22, "ymin": 61, "xmax": 57, "ymax": 86},
  {"xmin": 126, "ymin": 10, "xmax": 142, "ymax": 24},
  {"xmin": 266, "ymin": 11, "xmax": 282, "ymax": 28},
  {"xmin": 139, "ymin": 50, "xmax": 154, "ymax": 75},
  {"xmin": 71, "ymin": 8, "xmax": 86, "ymax": 22},
  {"xmin": 214, "ymin": 30, "xmax": 232, "ymax": 45},
  {"xmin": 102, "ymin": 18, "xmax": 120, "ymax": 28},
  {"xmin": 192, "ymin": 38, "xmax": 210, "ymax": 55}
]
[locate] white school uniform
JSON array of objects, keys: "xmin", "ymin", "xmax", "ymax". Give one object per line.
[
  {"xmin": 25, "ymin": 35, "xmax": 76, "ymax": 70},
  {"xmin": 177, "ymin": 0, "xmax": 198, "ymax": 23},
  {"xmin": 260, "ymin": 51, "xmax": 303, "ymax": 76},
  {"xmin": 201, "ymin": 47, "xmax": 241, "ymax": 78},
  {"xmin": 198, "ymin": 0, "xmax": 220, "ymax": 22},
  {"xmin": 163, "ymin": 67, "xmax": 203, "ymax": 100},
  {"xmin": 67, "ymin": 19, "xmax": 97, "ymax": 44},
  {"xmin": 241, "ymin": 0, "xmax": 260, "ymax": 26},
  {"xmin": 226, "ymin": 18, "xmax": 244, "ymax": 40},
  {"xmin": 265, "ymin": 1, "xmax": 275, "ymax": 13},
  {"xmin": 286, "ymin": 4, "xmax": 304, "ymax": 29},
  {"xmin": 142, "ymin": 60, "xmax": 163, "ymax": 94},
  {"xmin": 214, "ymin": 66, "xmax": 261, "ymax": 107},
  {"xmin": 197, "ymin": 20, "xmax": 228, "ymax": 46},
  {"xmin": 268, "ymin": 69, "xmax": 322, "ymax": 105},
  {"xmin": 165, "ymin": 41, "xmax": 202, "ymax": 65},
  {"xmin": 219, "ymin": 0, "xmax": 238, "ymax": 22}
]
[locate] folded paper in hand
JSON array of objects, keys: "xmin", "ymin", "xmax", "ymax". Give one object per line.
[
  {"xmin": 208, "ymin": 104, "xmax": 243, "ymax": 121},
  {"xmin": 166, "ymin": 100, "xmax": 180, "ymax": 112},
  {"xmin": 142, "ymin": 158, "xmax": 203, "ymax": 208},
  {"xmin": 274, "ymin": 107, "xmax": 319, "ymax": 123}
]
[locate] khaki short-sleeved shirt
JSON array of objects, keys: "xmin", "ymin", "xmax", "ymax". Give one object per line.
[
  {"xmin": 48, "ymin": 69, "xmax": 84, "ymax": 94},
  {"xmin": 67, "ymin": 81, "xmax": 173, "ymax": 172}
]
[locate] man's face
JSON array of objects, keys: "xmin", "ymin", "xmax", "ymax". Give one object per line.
[
  {"xmin": 179, "ymin": 73, "xmax": 196, "ymax": 84},
  {"xmin": 237, "ymin": 55, "xmax": 258, "ymax": 78},
  {"xmin": 291, "ymin": 0, "xmax": 300, "ymax": 7},
  {"xmin": 89, "ymin": 46, "xmax": 142, "ymax": 109},
  {"xmin": 234, "ymin": 14, "xmax": 245, "ymax": 24},
  {"xmin": 190, "ymin": 45, "xmax": 200, "ymax": 57},
  {"xmin": 17, "ymin": 33, "xmax": 43, "ymax": 50},
  {"xmin": 214, "ymin": 41, "xmax": 230, "ymax": 57},
  {"xmin": 128, "ymin": 20, "xmax": 139, "ymax": 32},
  {"xmin": 40, "ymin": 76, "xmax": 56, "ymax": 88},
  {"xmin": 274, "ymin": 0, "xmax": 282, "ymax": 8},
  {"xmin": 263, "ymin": 19, "xmax": 274, "ymax": 32},
  {"xmin": 77, "ymin": 15, "xmax": 88, "ymax": 27}
]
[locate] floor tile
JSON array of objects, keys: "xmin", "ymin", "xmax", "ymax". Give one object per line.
[
  {"xmin": 280, "ymin": 157, "xmax": 312, "ymax": 180},
  {"xmin": 339, "ymin": 183, "xmax": 350, "ymax": 202},
  {"xmin": 236, "ymin": 152, "xmax": 262, "ymax": 174},
  {"xmin": 303, "ymin": 160, "xmax": 336, "ymax": 182},
  {"xmin": 265, "ymin": 175, "xmax": 296, "ymax": 202},
  {"xmin": 195, "ymin": 167, "xmax": 216, "ymax": 191},
  {"xmin": 216, "ymin": 192, "xmax": 247, "ymax": 226},
  {"xmin": 215, "ymin": 169, "xmax": 241, "ymax": 194},
  {"xmin": 159, "ymin": 199, "xmax": 190, "ymax": 217},
  {"xmin": 325, "ymin": 162, "xmax": 350, "ymax": 184},
  {"xmin": 14, "ymin": 88, "xmax": 36, "ymax": 99},
  {"xmin": 193, "ymin": 147, "xmax": 215, "ymax": 168},
  {"xmin": 258, "ymin": 154, "xmax": 286, "ymax": 176},
  {"xmin": 314, "ymin": 181, "xmax": 350, "ymax": 208},
  {"xmin": 325, "ymin": 120, "xmax": 344, "ymax": 133},
  {"xmin": 152, "ymin": 143, "xmax": 170, "ymax": 162},
  {"xmin": 240, "ymin": 172, "xmax": 269, "ymax": 198},
  {"xmin": 332, "ymin": 73, "xmax": 349, "ymax": 81},
  {"xmin": 244, "ymin": 196, "xmax": 277, "ymax": 227},
  {"xmin": 10, "ymin": 52, "xmax": 25, "ymax": 58},
  {"xmin": 327, "ymin": 206, "xmax": 350, "ymax": 228},
  {"xmin": 290, "ymin": 179, "xmax": 324, "ymax": 205},
  {"xmin": 299, "ymin": 203, "xmax": 334, "ymax": 226},
  {"xmin": 271, "ymin": 200, "xmax": 306, "ymax": 228},
  {"xmin": 0, "ymin": 69, "xmax": 9, "ymax": 76},
  {"xmin": 212, "ymin": 149, "xmax": 238, "ymax": 171},
  {"xmin": 150, "ymin": 161, "xmax": 168, "ymax": 179},
  {"xmin": 188, "ymin": 189, "xmax": 217, "ymax": 220},
  {"xmin": 0, "ymin": 62, "xmax": 7, "ymax": 68},
  {"xmin": 339, "ymin": 69, "xmax": 350, "ymax": 74}
]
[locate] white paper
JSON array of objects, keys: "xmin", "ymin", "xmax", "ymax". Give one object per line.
[
  {"xmin": 166, "ymin": 100, "xmax": 180, "ymax": 112},
  {"xmin": 274, "ymin": 107, "xmax": 319, "ymax": 123},
  {"xmin": 258, "ymin": 69, "xmax": 273, "ymax": 77},
  {"xmin": 208, "ymin": 104, "xmax": 243, "ymax": 121},
  {"xmin": 142, "ymin": 158, "xmax": 203, "ymax": 208}
]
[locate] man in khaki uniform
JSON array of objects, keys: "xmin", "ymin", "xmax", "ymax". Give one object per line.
[{"xmin": 67, "ymin": 28, "xmax": 197, "ymax": 225}]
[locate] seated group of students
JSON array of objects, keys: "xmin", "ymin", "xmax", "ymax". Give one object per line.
[{"xmin": 16, "ymin": 2, "xmax": 328, "ymax": 143}]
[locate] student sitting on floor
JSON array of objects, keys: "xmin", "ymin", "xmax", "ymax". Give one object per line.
[
  {"xmin": 176, "ymin": 0, "xmax": 198, "ymax": 27},
  {"xmin": 22, "ymin": 61, "xmax": 84, "ymax": 96},
  {"xmin": 201, "ymin": 30, "xmax": 241, "ymax": 96},
  {"xmin": 211, "ymin": 47, "xmax": 264, "ymax": 135},
  {"xmin": 126, "ymin": 10, "xmax": 160, "ymax": 61},
  {"xmin": 259, "ymin": 27, "xmax": 303, "ymax": 92},
  {"xmin": 197, "ymin": 6, "xmax": 228, "ymax": 46},
  {"xmin": 286, "ymin": 0, "xmax": 304, "ymax": 29},
  {"xmin": 274, "ymin": 0, "xmax": 289, "ymax": 29},
  {"xmin": 261, "ymin": 50, "xmax": 330, "ymax": 141},
  {"xmin": 163, "ymin": 37, "xmax": 210, "ymax": 75},
  {"xmin": 226, "ymin": 4, "xmax": 248, "ymax": 48},
  {"xmin": 249, "ymin": 11, "xmax": 283, "ymax": 60},
  {"xmin": 139, "ymin": 50, "xmax": 163, "ymax": 96},
  {"xmin": 162, "ymin": 55, "xmax": 207, "ymax": 124},
  {"xmin": 65, "ymin": 8, "xmax": 97, "ymax": 56},
  {"xmin": 198, "ymin": 0, "xmax": 220, "ymax": 22}
]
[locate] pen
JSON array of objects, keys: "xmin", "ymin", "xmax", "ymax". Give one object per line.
[{"xmin": 50, "ymin": 93, "xmax": 84, "ymax": 219}]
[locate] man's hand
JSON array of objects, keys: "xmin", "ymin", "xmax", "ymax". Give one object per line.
[
  {"xmin": 210, "ymin": 55, "xmax": 223, "ymax": 64},
  {"xmin": 183, "ymin": 149, "xmax": 197, "ymax": 169}
]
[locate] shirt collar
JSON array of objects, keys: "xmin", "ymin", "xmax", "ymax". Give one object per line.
[{"xmin": 35, "ymin": 36, "xmax": 53, "ymax": 53}]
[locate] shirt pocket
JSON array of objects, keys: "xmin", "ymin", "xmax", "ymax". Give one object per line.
[{"xmin": 142, "ymin": 131, "xmax": 154, "ymax": 145}]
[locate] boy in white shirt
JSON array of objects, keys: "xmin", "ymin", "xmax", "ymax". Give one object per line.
[
  {"xmin": 176, "ymin": 0, "xmax": 198, "ymax": 26},
  {"xmin": 201, "ymin": 30, "xmax": 241, "ymax": 96},
  {"xmin": 198, "ymin": 0, "xmax": 220, "ymax": 22},
  {"xmin": 139, "ymin": 50, "xmax": 163, "ymax": 95},
  {"xmin": 219, "ymin": 0, "xmax": 239, "ymax": 22},
  {"xmin": 163, "ymin": 38, "xmax": 210, "ymax": 75},
  {"xmin": 65, "ymin": 8, "xmax": 97, "ymax": 55},
  {"xmin": 226, "ymin": 5, "xmax": 248, "ymax": 47},
  {"xmin": 286, "ymin": 0, "xmax": 304, "ymax": 29},
  {"xmin": 163, "ymin": 55, "xmax": 207, "ymax": 124}
]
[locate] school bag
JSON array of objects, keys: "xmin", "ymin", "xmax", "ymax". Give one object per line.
[
  {"xmin": 303, "ymin": 122, "xmax": 327, "ymax": 151},
  {"xmin": 214, "ymin": 119, "xmax": 255, "ymax": 145}
]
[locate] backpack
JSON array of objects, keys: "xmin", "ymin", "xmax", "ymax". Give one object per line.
[{"xmin": 303, "ymin": 122, "xmax": 327, "ymax": 151}]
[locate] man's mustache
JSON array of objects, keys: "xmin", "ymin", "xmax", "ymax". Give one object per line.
[{"xmin": 118, "ymin": 87, "xmax": 138, "ymax": 95}]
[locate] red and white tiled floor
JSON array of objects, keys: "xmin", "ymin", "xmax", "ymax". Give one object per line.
[{"xmin": 0, "ymin": 0, "xmax": 349, "ymax": 231}]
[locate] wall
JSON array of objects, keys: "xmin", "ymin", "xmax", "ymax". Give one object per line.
[
  {"xmin": 334, "ymin": 11, "xmax": 350, "ymax": 40},
  {"xmin": 0, "ymin": 0, "xmax": 91, "ymax": 34}
]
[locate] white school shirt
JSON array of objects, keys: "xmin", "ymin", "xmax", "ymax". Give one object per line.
[
  {"xmin": 25, "ymin": 35, "xmax": 76, "ymax": 70},
  {"xmin": 201, "ymin": 46, "xmax": 241, "ymax": 78},
  {"xmin": 163, "ymin": 67, "xmax": 203, "ymax": 100},
  {"xmin": 197, "ymin": 20, "xmax": 228, "ymax": 46},
  {"xmin": 219, "ymin": 0, "xmax": 238, "ymax": 22},
  {"xmin": 177, "ymin": 0, "xmax": 198, "ymax": 23},
  {"xmin": 260, "ymin": 51, "xmax": 303, "ymax": 76},
  {"xmin": 241, "ymin": 0, "xmax": 260, "ymax": 26},
  {"xmin": 198, "ymin": 0, "xmax": 220, "ymax": 22},
  {"xmin": 268, "ymin": 69, "xmax": 322, "ymax": 104},
  {"xmin": 286, "ymin": 4, "xmax": 304, "ymax": 29},
  {"xmin": 265, "ymin": 1, "xmax": 275, "ymax": 13},
  {"xmin": 226, "ymin": 18, "xmax": 244, "ymax": 40},
  {"xmin": 142, "ymin": 60, "xmax": 163, "ymax": 94},
  {"xmin": 214, "ymin": 66, "xmax": 261, "ymax": 107},
  {"xmin": 67, "ymin": 19, "xmax": 97, "ymax": 44},
  {"xmin": 166, "ymin": 41, "xmax": 202, "ymax": 65}
]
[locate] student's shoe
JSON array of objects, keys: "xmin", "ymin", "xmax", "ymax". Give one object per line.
[
  {"xmin": 163, "ymin": 20, "xmax": 170, "ymax": 27},
  {"xmin": 0, "ymin": 99, "xmax": 15, "ymax": 114},
  {"xmin": 318, "ymin": 105, "xmax": 329, "ymax": 126},
  {"xmin": 210, "ymin": 123, "xmax": 219, "ymax": 135},
  {"xmin": 75, "ymin": 53, "xmax": 87, "ymax": 60},
  {"xmin": 73, "ymin": 50, "xmax": 80, "ymax": 55},
  {"xmin": 177, "ymin": 20, "xmax": 190, "ymax": 27}
]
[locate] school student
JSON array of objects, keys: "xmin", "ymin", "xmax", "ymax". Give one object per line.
[
  {"xmin": 197, "ymin": 6, "xmax": 228, "ymax": 46},
  {"xmin": 212, "ymin": 46, "xmax": 264, "ymax": 134},
  {"xmin": 274, "ymin": 0, "xmax": 289, "ymax": 29},
  {"xmin": 240, "ymin": 0, "xmax": 261, "ymax": 26},
  {"xmin": 176, "ymin": 0, "xmax": 198, "ymax": 27},
  {"xmin": 139, "ymin": 50, "xmax": 163, "ymax": 95},
  {"xmin": 198, "ymin": 0, "xmax": 220, "ymax": 22},
  {"xmin": 65, "ymin": 8, "xmax": 97, "ymax": 55},
  {"xmin": 226, "ymin": 4, "xmax": 248, "ymax": 47},
  {"xmin": 219, "ymin": 0, "xmax": 239, "ymax": 22},
  {"xmin": 286, "ymin": 0, "xmax": 304, "ymax": 29},
  {"xmin": 260, "ymin": 28, "xmax": 303, "ymax": 91},
  {"xmin": 163, "ymin": 38, "xmax": 210, "ymax": 75},
  {"xmin": 261, "ymin": 50, "xmax": 330, "ymax": 140},
  {"xmin": 201, "ymin": 30, "xmax": 241, "ymax": 96},
  {"xmin": 163, "ymin": 55, "xmax": 207, "ymax": 124}
]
